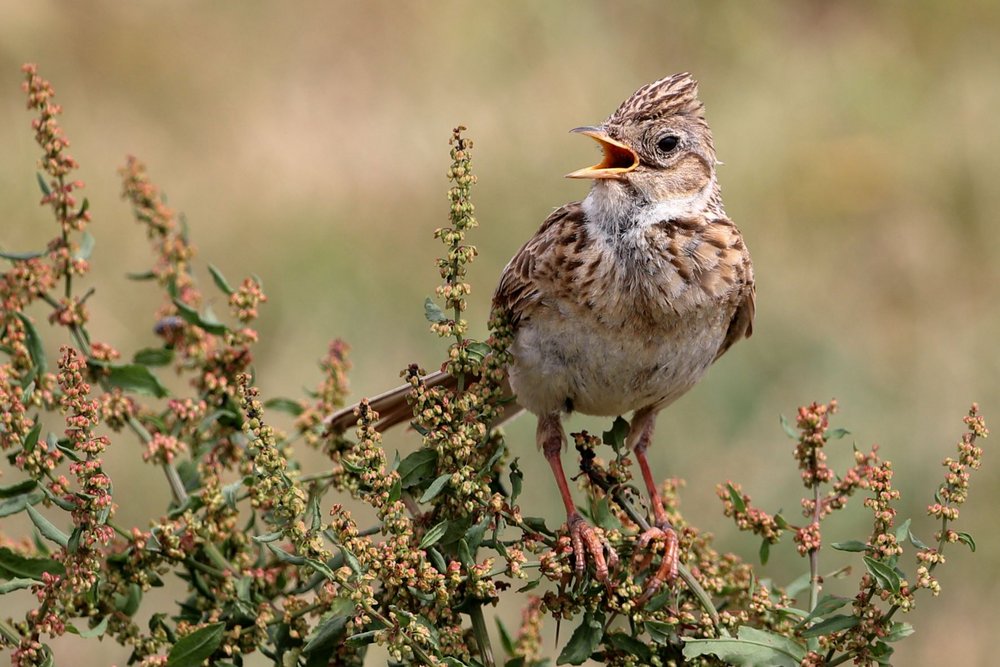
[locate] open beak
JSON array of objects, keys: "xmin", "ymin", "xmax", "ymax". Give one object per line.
[{"xmin": 565, "ymin": 126, "xmax": 639, "ymax": 179}]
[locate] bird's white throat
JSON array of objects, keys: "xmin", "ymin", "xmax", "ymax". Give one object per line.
[{"xmin": 581, "ymin": 176, "xmax": 717, "ymax": 243}]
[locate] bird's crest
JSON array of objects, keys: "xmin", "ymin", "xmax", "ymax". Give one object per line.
[{"xmin": 606, "ymin": 73, "xmax": 704, "ymax": 125}]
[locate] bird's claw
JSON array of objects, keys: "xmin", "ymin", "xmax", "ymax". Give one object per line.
[
  {"xmin": 566, "ymin": 512, "xmax": 619, "ymax": 583},
  {"xmin": 633, "ymin": 522, "xmax": 679, "ymax": 603}
]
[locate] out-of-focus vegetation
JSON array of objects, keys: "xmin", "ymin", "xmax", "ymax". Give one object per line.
[{"xmin": 1, "ymin": 2, "xmax": 996, "ymax": 664}]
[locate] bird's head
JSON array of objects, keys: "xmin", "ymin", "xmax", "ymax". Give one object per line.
[{"xmin": 568, "ymin": 73, "xmax": 718, "ymax": 209}]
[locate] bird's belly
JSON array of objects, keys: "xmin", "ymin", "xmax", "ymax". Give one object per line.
[{"xmin": 508, "ymin": 308, "xmax": 725, "ymax": 417}]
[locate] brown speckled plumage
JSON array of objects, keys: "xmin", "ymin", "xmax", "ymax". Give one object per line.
[{"xmin": 328, "ymin": 73, "xmax": 753, "ymax": 590}]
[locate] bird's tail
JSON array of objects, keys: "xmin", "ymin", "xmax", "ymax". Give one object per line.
[{"xmin": 325, "ymin": 369, "xmax": 523, "ymax": 435}]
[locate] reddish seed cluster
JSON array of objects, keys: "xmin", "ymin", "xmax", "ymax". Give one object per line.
[
  {"xmin": 795, "ymin": 400, "xmax": 837, "ymax": 488},
  {"xmin": 717, "ymin": 482, "xmax": 785, "ymax": 544},
  {"xmin": 229, "ymin": 277, "xmax": 267, "ymax": 323},
  {"xmin": 22, "ymin": 64, "xmax": 90, "ymax": 235}
]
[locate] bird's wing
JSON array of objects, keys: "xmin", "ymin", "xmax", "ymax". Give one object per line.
[{"xmin": 491, "ymin": 201, "xmax": 587, "ymax": 325}]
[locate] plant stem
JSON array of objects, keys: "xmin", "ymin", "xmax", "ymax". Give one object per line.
[
  {"xmin": 809, "ymin": 483, "xmax": 821, "ymax": 612},
  {"xmin": 469, "ymin": 603, "xmax": 496, "ymax": 667}
]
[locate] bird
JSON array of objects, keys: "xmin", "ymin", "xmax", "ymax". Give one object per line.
[{"xmin": 327, "ymin": 73, "xmax": 755, "ymax": 596}]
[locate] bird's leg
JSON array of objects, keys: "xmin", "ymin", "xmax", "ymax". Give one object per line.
[
  {"xmin": 627, "ymin": 407, "xmax": 679, "ymax": 599},
  {"xmin": 538, "ymin": 413, "xmax": 618, "ymax": 582}
]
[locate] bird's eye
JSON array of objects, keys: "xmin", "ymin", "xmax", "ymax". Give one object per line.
[{"xmin": 657, "ymin": 135, "xmax": 680, "ymax": 153}]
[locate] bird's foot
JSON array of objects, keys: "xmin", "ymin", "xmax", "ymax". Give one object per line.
[
  {"xmin": 566, "ymin": 512, "xmax": 619, "ymax": 583},
  {"xmin": 633, "ymin": 521, "xmax": 679, "ymax": 603}
]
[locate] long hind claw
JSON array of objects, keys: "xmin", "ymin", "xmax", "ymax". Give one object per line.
[
  {"xmin": 567, "ymin": 512, "xmax": 619, "ymax": 582},
  {"xmin": 633, "ymin": 523, "xmax": 679, "ymax": 603}
]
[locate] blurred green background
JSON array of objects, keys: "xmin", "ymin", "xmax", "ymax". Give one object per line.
[{"xmin": 1, "ymin": 1, "xmax": 998, "ymax": 664}]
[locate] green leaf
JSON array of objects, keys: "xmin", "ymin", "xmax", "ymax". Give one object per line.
[
  {"xmin": 0, "ymin": 547, "xmax": 65, "ymax": 580},
  {"xmin": 800, "ymin": 614, "xmax": 859, "ymax": 638},
  {"xmin": 509, "ymin": 458, "xmax": 523, "ymax": 502},
  {"xmin": 591, "ymin": 496, "xmax": 621, "ymax": 531},
  {"xmin": 893, "ymin": 518, "xmax": 911, "ymax": 546},
  {"xmin": 908, "ymin": 528, "xmax": 930, "ymax": 550},
  {"xmin": 496, "ymin": 618, "xmax": 516, "ymax": 657},
  {"xmin": 606, "ymin": 632, "xmax": 652, "ymax": 663},
  {"xmin": 831, "ymin": 540, "xmax": 868, "ymax": 552},
  {"xmin": 16, "ymin": 313, "xmax": 46, "ymax": 377},
  {"xmin": 863, "ymin": 556, "xmax": 901, "ymax": 594},
  {"xmin": 956, "ymin": 531, "xmax": 976, "ymax": 552},
  {"xmin": 419, "ymin": 520, "xmax": 449, "ymax": 550},
  {"xmin": 100, "ymin": 363, "xmax": 169, "ymax": 398},
  {"xmin": 69, "ymin": 616, "xmax": 110, "ymax": 638},
  {"xmin": 35, "ymin": 172, "xmax": 51, "ymax": 196},
  {"xmin": 465, "ymin": 514, "xmax": 491, "ymax": 551},
  {"xmin": 458, "ymin": 539, "xmax": 474, "ymax": 568},
  {"xmin": 167, "ymin": 622, "xmax": 226, "ymax": 667},
  {"xmin": 465, "ymin": 341, "xmax": 491, "ymax": 365},
  {"xmin": 22, "ymin": 422, "xmax": 41, "ymax": 454},
  {"xmin": 800, "ymin": 595, "xmax": 851, "ymax": 624},
  {"xmin": 644, "ymin": 619, "xmax": 675, "ymax": 645},
  {"xmin": 759, "ymin": 538, "xmax": 770, "ymax": 565},
  {"xmin": 0, "ymin": 490, "xmax": 44, "ymax": 518},
  {"xmin": 556, "ymin": 612, "xmax": 603, "ymax": 665},
  {"xmin": 208, "ymin": 264, "xmax": 235, "ymax": 295},
  {"xmin": 265, "ymin": 543, "xmax": 306, "ymax": 565},
  {"xmin": 397, "ymin": 449, "xmax": 438, "ymax": 489},
  {"xmin": 827, "ymin": 428, "xmax": 850, "ymax": 440},
  {"xmin": 779, "ymin": 414, "xmax": 798, "ymax": 439},
  {"xmin": 885, "ymin": 621, "xmax": 915, "ymax": 643},
  {"xmin": 75, "ymin": 231, "xmax": 95, "ymax": 261},
  {"xmin": 302, "ymin": 603, "xmax": 351, "ymax": 656},
  {"xmin": 133, "ymin": 347, "xmax": 174, "ymax": 367},
  {"xmin": 114, "ymin": 582, "xmax": 143, "ymax": 616},
  {"xmin": 424, "ymin": 297, "xmax": 447, "ymax": 323},
  {"xmin": 26, "ymin": 505, "xmax": 69, "ymax": 547},
  {"xmin": 0, "ymin": 248, "xmax": 45, "ymax": 261},
  {"xmin": 172, "ymin": 298, "xmax": 228, "ymax": 335},
  {"xmin": 601, "ymin": 416, "xmax": 630, "ymax": 450},
  {"xmin": 419, "ymin": 473, "xmax": 451, "ymax": 503},
  {"xmin": 683, "ymin": 626, "xmax": 806, "ymax": 666},
  {"xmin": 126, "ymin": 270, "xmax": 156, "ymax": 281},
  {"xmin": 727, "ymin": 483, "xmax": 747, "ymax": 514},
  {"xmin": 263, "ymin": 397, "xmax": 305, "ymax": 417},
  {"xmin": 0, "ymin": 577, "xmax": 36, "ymax": 593}
]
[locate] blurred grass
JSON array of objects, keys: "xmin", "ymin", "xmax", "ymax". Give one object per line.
[{"xmin": 1, "ymin": 1, "xmax": 998, "ymax": 664}]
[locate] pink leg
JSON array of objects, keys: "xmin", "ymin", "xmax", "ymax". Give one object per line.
[
  {"xmin": 628, "ymin": 408, "xmax": 679, "ymax": 600},
  {"xmin": 538, "ymin": 413, "xmax": 618, "ymax": 581}
]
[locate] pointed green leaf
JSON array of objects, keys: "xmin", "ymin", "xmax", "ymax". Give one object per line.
[
  {"xmin": 800, "ymin": 614, "xmax": 859, "ymax": 638},
  {"xmin": 75, "ymin": 232, "xmax": 95, "ymax": 261},
  {"xmin": 601, "ymin": 416, "xmax": 630, "ymax": 450},
  {"xmin": 166, "ymin": 622, "xmax": 226, "ymax": 667},
  {"xmin": 263, "ymin": 397, "xmax": 305, "ymax": 417},
  {"xmin": 956, "ymin": 531, "xmax": 976, "ymax": 552},
  {"xmin": 727, "ymin": 483, "xmax": 747, "ymax": 514},
  {"xmin": 15, "ymin": 313, "xmax": 46, "ymax": 376},
  {"xmin": 831, "ymin": 540, "xmax": 868, "ymax": 552},
  {"xmin": 556, "ymin": 612, "xmax": 603, "ymax": 665},
  {"xmin": 133, "ymin": 348, "xmax": 174, "ymax": 367},
  {"xmin": 26, "ymin": 505, "xmax": 69, "ymax": 547},
  {"xmin": 885, "ymin": 621, "xmax": 914, "ymax": 643},
  {"xmin": 424, "ymin": 297, "xmax": 447, "ymax": 323},
  {"xmin": 779, "ymin": 414, "xmax": 798, "ymax": 439},
  {"xmin": 683, "ymin": 626, "xmax": 806, "ymax": 666},
  {"xmin": 419, "ymin": 473, "xmax": 451, "ymax": 503},
  {"xmin": 863, "ymin": 556, "xmax": 901, "ymax": 594},
  {"xmin": 398, "ymin": 449, "xmax": 438, "ymax": 489},
  {"xmin": 0, "ymin": 248, "xmax": 46, "ymax": 261},
  {"xmin": 75, "ymin": 616, "xmax": 110, "ymax": 638},
  {"xmin": 419, "ymin": 520, "xmax": 449, "ymax": 550},
  {"xmin": 759, "ymin": 538, "xmax": 770, "ymax": 565},
  {"xmin": 827, "ymin": 428, "xmax": 850, "ymax": 440},
  {"xmin": 0, "ymin": 547, "xmax": 64, "ymax": 579},
  {"xmin": 36, "ymin": 172, "xmax": 51, "ymax": 196},
  {"xmin": 100, "ymin": 363, "xmax": 169, "ymax": 398},
  {"xmin": 0, "ymin": 577, "xmax": 36, "ymax": 594},
  {"xmin": 172, "ymin": 298, "xmax": 228, "ymax": 335},
  {"xmin": 208, "ymin": 264, "xmax": 235, "ymax": 295}
]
